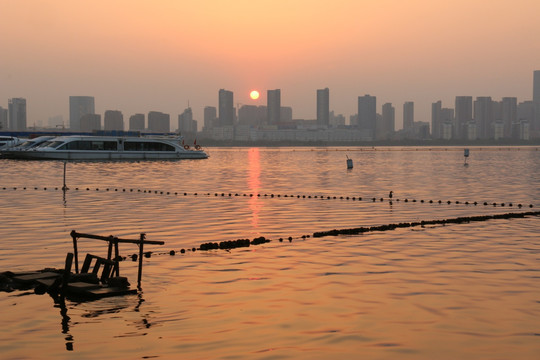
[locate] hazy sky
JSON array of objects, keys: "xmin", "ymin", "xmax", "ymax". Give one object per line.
[{"xmin": 1, "ymin": 0, "xmax": 539, "ymax": 130}]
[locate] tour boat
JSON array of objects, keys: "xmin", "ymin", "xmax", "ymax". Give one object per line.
[
  {"xmin": 0, "ymin": 136, "xmax": 24, "ymax": 150},
  {"xmin": 1, "ymin": 135, "xmax": 208, "ymax": 160}
]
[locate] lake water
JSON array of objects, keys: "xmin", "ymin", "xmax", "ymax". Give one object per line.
[{"xmin": 1, "ymin": 146, "xmax": 539, "ymax": 359}]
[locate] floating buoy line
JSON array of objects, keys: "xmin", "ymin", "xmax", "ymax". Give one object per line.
[
  {"xmin": 0, "ymin": 185, "xmax": 535, "ymax": 209},
  {"xmin": 108, "ymin": 210, "xmax": 540, "ymax": 261},
  {"xmin": 2, "ymin": 185, "xmax": 538, "ymax": 259}
]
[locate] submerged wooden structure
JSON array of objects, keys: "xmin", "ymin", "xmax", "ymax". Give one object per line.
[{"xmin": 3, "ymin": 230, "xmax": 164, "ymax": 300}]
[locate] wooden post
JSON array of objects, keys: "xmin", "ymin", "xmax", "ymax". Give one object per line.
[
  {"xmin": 70, "ymin": 230, "xmax": 79, "ymax": 273},
  {"xmin": 107, "ymin": 236, "xmax": 114, "ymax": 260},
  {"xmin": 137, "ymin": 233, "xmax": 145, "ymax": 289},
  {"xmin": 62, "ymin": 161, "xmax": 68, "ymax": 191},
  {"xmin": 114, "ymin": 240, "xmax": 120, "ymax": 277}
]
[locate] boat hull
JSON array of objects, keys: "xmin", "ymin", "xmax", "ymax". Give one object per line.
[{"xmin": 2, "ymin": 149, "xmax": 208, "ymax": 160}]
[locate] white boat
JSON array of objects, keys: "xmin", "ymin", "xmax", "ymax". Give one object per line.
[
  {"xmin": 7, "ymin": 136, "xmax": 55, "ymax": 150},
  {"xmin": 1, "ymin": 135, "xmax": 208, "ymax": 160},
  {"xmin": 0, "ymin": 136, "xmax": 24, "ymax": 150}
]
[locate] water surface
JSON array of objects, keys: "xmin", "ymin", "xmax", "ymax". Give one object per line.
[{"xmin": 0, "ymin": 147, "xmax": 539, "ymax": 359}]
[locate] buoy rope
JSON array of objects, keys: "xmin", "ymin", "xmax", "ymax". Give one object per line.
[
  {"xmin": 1, "ymin": 186, "xmax": 535, "ymax": 209},
  {"xmin": 115, "ymin": 210, "xmax": 540, "ymax": 261}
]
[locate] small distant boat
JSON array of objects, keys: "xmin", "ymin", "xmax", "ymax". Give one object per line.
[{"xmin": 1, "ymin": 135, "xmax": 208, "ymax": 160}]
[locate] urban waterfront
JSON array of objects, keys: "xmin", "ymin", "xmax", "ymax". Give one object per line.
[{"xmin": 0, "ymin": 147, "xmax": 539, "ymax": 359}]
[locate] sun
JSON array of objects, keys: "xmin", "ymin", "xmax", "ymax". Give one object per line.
[{"xmin": 250, "ymin": 90, "xmax": 260, "ymax": 100}]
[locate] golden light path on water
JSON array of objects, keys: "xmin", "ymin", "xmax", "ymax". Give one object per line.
[
  {"xmin": 248, "ymin": 147, "xmax": 261, "ymax": 228},
  {"xmin": 0, "ymin": 147, "xmax": 539, "ymax": 359}
]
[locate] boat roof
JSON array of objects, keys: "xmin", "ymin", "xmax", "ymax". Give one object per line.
[{"xmin": 48, "ymin": 135, "xmax": 183, "ymax": 142}]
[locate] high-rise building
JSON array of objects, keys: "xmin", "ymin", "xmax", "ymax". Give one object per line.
[
  {"xmin": 431, "ymin": 101, "xmax": 442, "ymax": 139},
  {"xmin": 129, "ymin": 114, "xmax": 145, "ymax": 131},
  {"xmin": 218, "ymin": 89, "xmax": 234, "ymax": 126},
  {"xmin": 104, "ymin": 110, "xmax": 124, "ymax": 131},
  {"xmin": 533, "ymin": 70, "xmax": 540, "ymax": 130},
  {"xmin": 474, "ymin": 97, "xmax": 493, "ymax": 139},
  {"xmin": 501, "ymin": 97, "xmax": 517, "ymax": 138},
  {"xmin": 358, "ymin": 95, "xmax": 377, "ymax": 139},
  {"xmin": 455, "ymin": 96, "xmax": 473, "ymax": 139},
  {"xmin": 203, "ymin": 106, "xmax": 217, "ymax": 130},
  {"xmin": 80, "ymin": 114, "xmax": 101, "ymax": 132},
  {"xmin": 148, "ymin": 111, "xmax": 170, "ymax": 133},
  {"xmin": 8, "ymin": 98, "xmax": 27, "ymax": 131},
  {"xmin": 280, "ymin": 106, "xmax": 292, "ymax": 123},
  {"xmin": 316, "ymin": 88, "xmax": 329, "ymax": 127},
  {"xmin": 178, "ymin": 107, "xmax": 197, "ymax": 133},
  {"xmin": 518, "ymin": 101, "xmax": 535, "ymax": 137},
  {"xmin": 267, "ymin": 89, "xmax": 281, "ymax": 125},
  {"xmin": 403, "ymin": 101, "xmax": 414, "ymax": 130},
  {"xmin": 0, "ymin": 106, "xmax": 7, "ymax": 130},
  {"xmin": 238, "ymin": 105, "xmax": 267, "ymax": 126},
  {"xmin": 69, "ymin": 96, "xmax": 95, "ymax": 131},
  {"xmin": 381, "ymin": 103, "xmax": 395, "ymax": 139}
]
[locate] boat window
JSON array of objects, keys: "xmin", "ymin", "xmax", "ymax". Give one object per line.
[
  {"xmin": 47, "ymin": 141, "xmax": 66, "ymax": 149},
  {"xmin": 56, "ymin": 140, "xmax": 118, "ymax": 151},
  {"xmin": 124, "ymin": 141, "xmax": 175, "ymax": 152}
]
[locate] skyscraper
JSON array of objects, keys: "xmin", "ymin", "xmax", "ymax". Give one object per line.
[
  {"xmin": 358, "ymin": 95, "xmax": 377, "ymax": 139},
  {"xmin": 218, "ymin": 89, "xmax": 234, "ymax": 126},
  {"xmin": 267, "ymin": 89, "xmax": 281, "ymax": 125},
  {"xmin": 80, "ymin": 114, "xmax": 101, "ymax": 132},
  {"xmin": 455, "ymin": 96, "xmax": 473, "ymax": 139},
  {"xmin": 501, "ymin": 97, "xmax": 517, "ymax": 138},
  {"xmin": 8, "ymin": 98, "xmax": 27, "ymax": 131},
  {"xmin": 129, "ymin": 114, "xmax": 145, "ymax": 131},
  {"xmin": 0, "ymin": 106, "xmax": 7, "ymax": 130},
  {"xmin": 148, "ymin": 111, "xmax": 170, "ymax": 133},
  {"xmin": 381, "ymin": 103, "xmax": 395, "ymax": 139},
  {"xmin": 403, "ymin": 101, "xmax": 414, "ymax": 130},
  {"xmin": 69, "ymin": 96, "xmax": 95, "ymax": 131},
  {"xmin": 104, "ymin": 110, "xmax": 124, "ymax": 131},
  {"xmin": 316, "ymin": 88, "xmax": 329, "ymax": 127},
  {"xmin": 431, "ymin": 101, "xmax": 442, "ymax": 139},
  {"xmin": 533, "ymin": 70, "xmax": 540, "ymax": 131},
  {"xmin": 474, "ymin": 97, "xmax": 493, "ymax": 139},
  {"xmin": 178, "ymin": 107, "xmax": 196, "ymax": 133},
  {"xmin": 203, "ymin": 106, "xmax": 217, "ymax": 130}
]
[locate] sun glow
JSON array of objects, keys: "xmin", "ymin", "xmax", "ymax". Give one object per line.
[{"xmin": 250, "ymin": 90, "xmax": 260, "ymax": 100}]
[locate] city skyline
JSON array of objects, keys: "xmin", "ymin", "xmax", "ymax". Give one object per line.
[{"xmin": 1, "ymin": 1, "xmax": 539, "ymax": 129}]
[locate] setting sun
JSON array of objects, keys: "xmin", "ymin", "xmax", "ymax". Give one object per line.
[{"xmin": 249, "ymin": 90, "xmax": 260, "ymax": 100}]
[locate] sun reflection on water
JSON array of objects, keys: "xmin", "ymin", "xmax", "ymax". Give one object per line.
[{"xmin": 248, "ymin": 148, "xmax": 262, "ymax": 228}]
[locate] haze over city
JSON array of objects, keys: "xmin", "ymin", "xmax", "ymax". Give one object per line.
[{"xmin": 1, "ymin": 0, "xmax": 539, "ymax": 129}]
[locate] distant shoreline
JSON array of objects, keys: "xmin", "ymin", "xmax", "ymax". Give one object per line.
[{"xmin": 198, "ymin": 139, "xmax": 540, "ymax": 147}]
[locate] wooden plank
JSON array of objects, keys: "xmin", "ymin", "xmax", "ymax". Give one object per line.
[
  {"xmin": 88, "ymin": 287, "xmax": 137, "ymax": 297},
  {"xmin": 12, "ymin": 272, "xmax": 61, "ymax": 284},
  {"xmin": 67, "ymin": 282, "xmax": 102, "ymax": 292}
]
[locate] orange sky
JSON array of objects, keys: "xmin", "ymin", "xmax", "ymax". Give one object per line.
[{"xmin": 1, "ymin": 0, "xmax": 539, "ymax": 129}]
